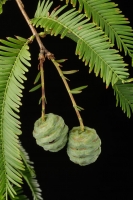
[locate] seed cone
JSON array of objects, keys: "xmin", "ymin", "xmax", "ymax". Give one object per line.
[
  {"xmin": 67, "ymin": 126, "xmax": 101, "ymax": 166},
  {"xmin": 33, "ymin": 113, "xmax": 68, "ymax": 152}
]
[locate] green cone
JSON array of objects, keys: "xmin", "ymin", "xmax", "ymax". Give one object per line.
[
  {"xmin": 33, "ymin": 113, "xmax": 68, "ymax": 152},
  {"xmin": 67, "ymin": 126, "xmax": 101, "ymax": 166}
]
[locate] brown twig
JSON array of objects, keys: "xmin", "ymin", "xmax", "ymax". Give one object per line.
[
  {"xmin": 51, "ymin": 59, "xmax": 84, "ymax": 131},
  {"xmin": 15, "ymin": 0, "xmax": 55, "ymax": 121},
  {"xmin": 15, "ymin": 0, "xmax": 54, "ymax": 59},
  {"xmin": 38, "ymin": 53, "xmax": 46, "ymax": 121}
]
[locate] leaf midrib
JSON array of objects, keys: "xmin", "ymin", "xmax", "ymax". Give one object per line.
[
  {"xmin": 0, "ymin": 42, "xmax": 27, "ymax": 198},
  {"xmin": 35, "ymin": 15, "xmax": 127, "ymax": 83},
  {"xmin": 83, "ymin": 0, "xmax": 132, "ymax": 56},
  {"xmin": 114, "ymin": 84, "xmax": 133, "ymax": 110}
]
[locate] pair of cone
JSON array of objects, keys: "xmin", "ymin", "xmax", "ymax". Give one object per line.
[{"xmin": 33, "ymin": 113, "xmax": 101, "ymax": 166}]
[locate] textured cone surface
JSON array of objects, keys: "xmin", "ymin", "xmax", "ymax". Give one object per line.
[
  {"xmin": 67, "ymin": 126, "xmax": 101, "ymax": 166},
  {"xmin": 33, "ymin": 113, "xmax": 68, "ymax": 152}
]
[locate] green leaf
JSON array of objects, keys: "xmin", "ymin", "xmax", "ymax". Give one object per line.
[
  {"xmin": 0, "ymin": 37, "xmax": 30, "ymax": 198},
  {"xmin": 71, "ymin": 85, "xmax": 88, "ymax": 91},
  {"xmin": 32, "ymin": 0, "xmax": 129, "ymax": 87},
  {"xmin": 64, "ymin": 0, "xmax": 133, "ymax": 60},
  {"xmin": 70, "ymin": 85, "xmax": 88, "ymax": 94},
  {"xmin": 124, "ymin": 78, "xmax": 133, "ymax": 83},
  {"xmin": 113, "ymin": 81, "xmax": 133, "ymax": 117},
  {"xmin": 34, "ymin": 71, "xmax": 41, "ymax": 84},
  {"xmin": 74, "ymin": 105, "xmax": 84, "ymax": 111},
  {"xmin": 64, "ymin": 75, "xmax": 70, "ymax": 81},
  {"xmin": 29, "ymin": 84, "xmax": 41, "ymax": 92},
  {"xmin": 38, "ymin": 97, "xmax": 42, "ymax": 105},
  {"xmin": 9, "ymin": 186, "xmax": 29, "ymax": 200},
  {"xmin": 55, "ymin": 59, "xmax": 68, "ymax": 63},
  {"xmin": 0, "ymin": 0, "xmax": 7, "ymax": 14},
  {"xmin": 19, "ymin": 144, "xmax": 43, "ymax": 200},
  {"xmin": 70, "ymin": 90, "xmax": 82, "ymax": 94},
  {"xmin": 62, "ymin": 70, "xmax": 79, "ymax": 74},
  {"xmin": 38, "ymin": 96, "xmax": 47, "ymax": 105}
]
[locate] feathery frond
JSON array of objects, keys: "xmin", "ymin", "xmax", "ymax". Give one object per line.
[
  {"xmin": 9, "ymin": 186, "xmax": 29, "ymax": 200},
  {"xmin": 0, "ymin": 0, "xmax": 7, "ymax": 14},
  {"xmin": 19, "ymin": 144, "xmax": 43, "ymax": 200},
  {"xmin": 32, "ymin": 0, "xmax": 129, "ymax": 87},
  {"xmin": 113, "ymin": 81, "xmax": 133, "ymax": 117},
  {"xmin": 0, "ymin": 36, "xmax": 31, "ymax": 198},
  {"xmin": 64, "ymin": 0, "xmax": 133, "ymax": 61}
]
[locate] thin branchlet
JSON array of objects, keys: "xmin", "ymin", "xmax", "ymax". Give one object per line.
[
  {"xmin": 15, "ymin": 0, "xmax": 54, "ymax": 58},
  {"xmin": 38, "ymin": 53, "xmax": 46, "ymax": 121},
  {"xmin": 51, "ymin": 59, "xmax": 84, "ymax": 131},
  {"xmin": 15, "ymin": 0, "xmax": 55, "ymax": 121}
]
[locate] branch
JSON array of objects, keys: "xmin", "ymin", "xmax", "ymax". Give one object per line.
[
  {"xmin": 38, "ymin": 53, "xmax": 46, "ymax": 121},
  {"xmin": 15, "ymin": 0, "xmax": 54, "ymax": 59},
  {"xmin": 15, "ymin": 0, "xmax": 55, "ymax": 121},
  {"xmin": 51, "ymin": 59, "xmax": 85, "ymax": 131}
]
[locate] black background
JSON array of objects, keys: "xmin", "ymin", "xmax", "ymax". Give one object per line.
[{"xmin": 0, "ymin": 0, "xmax": 133, "ymax": 199}]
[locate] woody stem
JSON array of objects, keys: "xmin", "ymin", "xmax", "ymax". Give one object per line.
[
  {"xmin": 15, "ymin": 0, "xmax": 50, "ymax": 55},
  {"xmin": 38, "ymin": 52, "xmax": 46, "ymax": 121},
  {"xmin": 51, "ymin": 59, "xmax": 84, "ymax": 131}
]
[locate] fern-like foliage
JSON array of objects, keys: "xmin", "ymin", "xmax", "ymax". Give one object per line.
[
  {"xmin": 31, "ymin": 0, "xmax": 129, "ymax": 87},
  {"xmin": 9, "ymin": 186, "xmax": 29, "ymax": 200},
  {"xmin": 0, "ymin": 36, "xmax": 31, "ymax": 199},
  {"xmin": 113, "ymin": 81, "xmax": 133, "ymax": 117},
  {"xmin": 64, "ymin": 0, "xmax": 133, "ymax": 61},
  {"xmin": 19, "ymin": 144, "xmax": 43, "ymax": 200},
  {"xmin": 0, "ymin": 0, "xmax": 7, "ymax": 14}
]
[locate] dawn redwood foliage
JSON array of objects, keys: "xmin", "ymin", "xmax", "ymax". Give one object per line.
[{"xmin": 0, "ymin": 0, "xmax": 133, "ymax": 199}]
